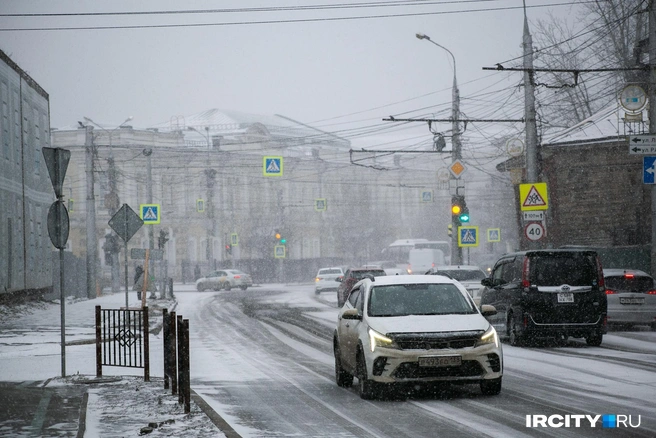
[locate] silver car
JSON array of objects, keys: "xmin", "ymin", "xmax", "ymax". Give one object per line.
[
  {"xmin": 315, "ymin": 267, "xmax": 344, "ymax": 294},
  {"xmin": 604, "ymin": 269, "xmax": 656, "ymax": 330},
  {"xmin": 196, "ymin": 269, "xmax": 253, "ymax": 291},
  {"xmin": 427, "ymin": 265, "xmax": 487, "ymax": 305}
]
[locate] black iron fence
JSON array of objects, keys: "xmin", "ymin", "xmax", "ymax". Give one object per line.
[
  {"xmin": 163, "ymin": 309, "xmax": 191, "ymax": 413},
  {"xmin": 95, "ymin": 305, "xmax": 150, "ymax": 381}
]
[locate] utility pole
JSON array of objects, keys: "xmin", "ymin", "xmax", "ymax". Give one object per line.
[
  {"xmin": 522, "ymin": 0, "xmax": 540, "ymax": 250},
  {"xmin": 85, "ymin": 125, "xmax": 97, "ymax": 299},
  {"xmin": 649, "ymin": 0, "xmax": 656, "ymax": 276},
  {"xmin": 206, "ymin": 168, "xmax": 216, "ymax": 271},
  {"xmin": 523, "ymin": 1, "xmax": 538, "ymax": 184},
  {"xmin": 144, "ymin": 148, "xmax": 155, "ymax": 286}
]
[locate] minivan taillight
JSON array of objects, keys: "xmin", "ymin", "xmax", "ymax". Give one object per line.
[
  {"xmin": 605, "ymin": 289, "xmax": 616, "ymax": 295},
  {"xmin": 595, "ymin": 256, "xmax": 605, "ymax": 289},
  {"xmin": 521, "ymin": 257, "xmax": 530, "ymax": 288},
  {"xmin": 646, "ymin": 290, "xmax": 656, "ymax": 295}
]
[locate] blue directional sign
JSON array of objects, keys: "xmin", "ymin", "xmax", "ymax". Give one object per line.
[
  {"xmin": 643, "ymin": 156, "xmax": 656, "ymax": 184},
  {"xmin": 458, "ymin": 226, "xmax": 479, "ymax": 247}
]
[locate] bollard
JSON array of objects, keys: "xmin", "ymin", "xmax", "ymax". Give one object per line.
[
  {"xmin": 163, "ymin": 309, "xmax": 169, "ymax": 390},
  {"xmin": 170, "ymin": 311, "xmax": 178, "ymax": 395}
]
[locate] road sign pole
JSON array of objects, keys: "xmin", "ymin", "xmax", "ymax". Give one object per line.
[{"xmin": 124, "ymin": 240, "xmax": 129, "ymax": 308}]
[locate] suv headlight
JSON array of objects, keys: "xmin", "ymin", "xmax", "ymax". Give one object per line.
[
  {"xmin": 368, "ymin": 328, "xmax": 397, "ymax": 352},
  {"xmin": 477, "ymin": 326, "xmax": 499, "ymax": 348}
]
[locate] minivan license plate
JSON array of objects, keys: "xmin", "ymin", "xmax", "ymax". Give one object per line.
[
  {"xmin": 418, "ymin": 356, "xmax": 461, "ymax": 367},
  {"xmin": 557, "ymin": 293, "xmax": 574, "ymax": 303},
  {"xmin": 620, "ymin": 297, "xmax": 645, "ymax": 305}
]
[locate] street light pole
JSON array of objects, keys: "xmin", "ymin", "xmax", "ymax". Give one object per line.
[
  {"xmin": 188, "ymin": 126, "xmax": 216, "ymax": 271},
  {"xmin": 83, "ymin": 117, "xmax": 133, "ymax": 292},
  {"xmin": 416, "ymin": 33, "xmax": 463, "ymax": 264}
]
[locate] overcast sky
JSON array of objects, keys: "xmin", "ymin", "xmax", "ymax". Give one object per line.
[{"xmin": 0, "ymin": 0, "xmax": 579, "ymax": 150}]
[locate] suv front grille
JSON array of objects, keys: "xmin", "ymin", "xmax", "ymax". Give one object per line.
[{"xmin": 389, "ymin": 331, "xmax": 483, "ymax": 350}]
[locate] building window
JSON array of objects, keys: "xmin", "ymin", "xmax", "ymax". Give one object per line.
[
  {"xmin": 1, "ymin": 82, "xmax": 8, "ymax": 161},
  {"xmin": 33, "ymin": 107, "xmax": 40, "ymax": 173}
]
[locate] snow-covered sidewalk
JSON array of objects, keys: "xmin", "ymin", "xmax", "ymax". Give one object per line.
[{"xmin": 0, "ymin": 288, "xmax": 226, "ymax": 437}]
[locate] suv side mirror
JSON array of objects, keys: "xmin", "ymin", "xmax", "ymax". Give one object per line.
[
  {"xmin": 481, "ymin": 278, "xmax": 494, "ymax": 287},
  {"xmin": 335, "ymin": 276, "xmax": 343, "ymax": 282}
]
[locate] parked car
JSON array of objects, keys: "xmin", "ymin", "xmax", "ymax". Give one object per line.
[
  {"xmin": 315, "ymin": 267, "xmax": 344, "ymax": 294},
  {"xmin": 480, "ymin": 249, "xmax": 607, "ymax": 346},
  {"xmin": 364, "ymin": 261, "xmax": 406, "ymax": 276},
  {"xmin": 333, "ymin": 274, "xmax": 502, "ymax": 399},
  {"xmin": 427, "ymin": 265, "xmax": 487, "ymax": 305},
  {"xmin": 195, "ymin": 269, "xmax": 253, "ymax": 291},
  {"xmin": 407, "ymin": 248, "xmax": 446, "ymax": 274},
  {"xmin": 336, "ymin": 267, "xmax": 386, "ymax": 307},
  {"xmin": 604, "ymin": 269, "xmax": 656, "ymax": 330}
]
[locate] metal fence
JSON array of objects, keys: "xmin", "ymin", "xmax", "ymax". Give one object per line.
[{"xmin": 95, "ymin": 305, "xmax": 150, "ymax": 381}]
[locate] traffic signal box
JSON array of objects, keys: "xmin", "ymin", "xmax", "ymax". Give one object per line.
[
  {"xmin": 451, "ymin": 195, "xmax": 469, "ymax": 224},
  {"xmin": 275, "ymin": 230, "xmax": 287, "ymax": 245},
  {"xmin": 225, "ymin": 244, "xmax": 232, "ymax": 255}
]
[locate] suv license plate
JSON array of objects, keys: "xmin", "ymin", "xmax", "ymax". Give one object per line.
[
  {"xmin": 557, "ymin": 293, "xmax": 574, "ymax": 303},
  {"xmin": 620, "ymin": 297, "xmax": 645, "ymax": 305},
  {"xmin": 418, "ymin": 356, "xmax": 461, "ymax": 367}
]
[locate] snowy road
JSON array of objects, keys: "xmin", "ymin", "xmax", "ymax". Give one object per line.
[{"xmin": 174, "ymin": 284, "xmax": 656, "ymax": 438}]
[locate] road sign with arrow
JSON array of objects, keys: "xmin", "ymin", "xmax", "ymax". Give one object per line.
[{"xmin": 628, "ymin": 136, "xmax": 656, "ymax": 155}]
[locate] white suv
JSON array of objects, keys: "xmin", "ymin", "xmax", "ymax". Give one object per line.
[{"xmin": 333, "ymin": 275, "xmax": 502, "ymax": 399}]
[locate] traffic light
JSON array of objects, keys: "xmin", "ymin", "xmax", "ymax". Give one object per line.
[
  {"xmin": 459, "ymin": 206, "xmax": 470, "ymax": 223},
  {"xmin": 275, "ymin": 230, "xmax": 286, "ymax": 245},
  {"xmin": 447, "ymin": 223, "xmax": 453, "ymax": 237},
  {"xmin": 451, "ymin": 195, "xmax": 463, "ymax": 217},
  {"xmin": 225, "ymin": 244, "xmax": 232, "ymax": 255}
]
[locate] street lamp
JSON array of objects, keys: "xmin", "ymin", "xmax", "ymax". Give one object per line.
[
  {"xmin": 415, "ymin": 33, "xmax": 460, "ymax": 160},
  {"xmin": 188, "ymin": 126, "xmax": 217, "ymax": 269},
  {"xmin": 416, "ymin": 33, "xmax": 463, "ymax": 264}
]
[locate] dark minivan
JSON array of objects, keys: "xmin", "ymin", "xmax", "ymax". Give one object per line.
[{"xmin": 480, "ymin": 249, "xmax": 607, "ymax": 346}]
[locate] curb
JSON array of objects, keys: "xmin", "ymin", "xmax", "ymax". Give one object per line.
[{"xmin": 191, "ymin": 390, "xmax": 242, "ymax": 438}]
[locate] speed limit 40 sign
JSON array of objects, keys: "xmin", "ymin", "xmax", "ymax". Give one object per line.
[{"xmin": 524, "ymin": 222, "xmax": 545, "ymax": 241}]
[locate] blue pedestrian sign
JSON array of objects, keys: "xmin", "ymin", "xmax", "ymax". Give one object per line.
[
  {"xmin": 643, "ymin": 156, "xmax": 656, "ymax": 184},
  {"xmin": 421, "ymin": 190, "xmax": 433, "ymax": 203},
  {"xmin": 263, "ymin": 156, "xmax": 283, "ymax": 177},
  {"xmin": 140, "ymin": 204, "xmax": 160, "ymax": 225},
  {"xmin": 458, "ymin": 226, "xmax": 479, "ymax": 247},
  {"xmin": 274, "ymin": 245, "xmax": 286, "ymax": 258},
  {"xmin": 487, "ymin": 228, "xmax": 501, "ymax": 243}
]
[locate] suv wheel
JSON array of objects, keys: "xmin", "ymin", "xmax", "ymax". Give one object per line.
[
  {"xmin": 480, "ymin": 377, "xmax": 502, "ymax": 395},
  {"xmin": 222, "ymin": 282, "xmax": 232, "ymax": 291},
  {"xmin": 357, "ymin": 350, "xmax": 378, "ymax": 400},
  {"xmin": 334, "ymin": 340, "xmax": 353, "ymax": 388},
  {"xmin": 507, "ymin": 312, "xmax": 524, "ymax": 347},
  {"xmin": 585, "ymin": 332, "xmax": 603, "ymax": 346}
]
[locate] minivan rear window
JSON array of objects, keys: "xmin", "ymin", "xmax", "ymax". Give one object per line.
[
  {"xmin": 605, "ymin": 275, "xmax": 653, "ymax": 292},
  {"xmin": 320, "ymin": 269, "xmax": 342, "ymax": 275},
  {"xmin": 529, "ymin": 253, "xmax": 597, "ymax": 286}
]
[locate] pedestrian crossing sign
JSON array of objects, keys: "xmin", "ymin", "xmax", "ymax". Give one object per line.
[
  {"xmin": 140, "ymin": 204, "xmax": 161, "ymax": 225},
  {"xmin": 196, "ymin": 199, "xmax": 205, "ymax": 213},
  {"xmin": 487, "ymin": 228, "xmax": 501, "ymax": 243},
  {"xmin": 519, "ymin": 183, "xmax": 548, "ymax": 211},
  {"xmin": 458, "ymin": 226, "xmax": 479, "ymax": 247},
  {"xmin": 274, "ymin": 245, "xmax": 286, "ymax": 258},
  {"xmin": 315, "ymin": 198, "xmax": 327, "ymax": 211},
  {"xmin": 421, "ymin": 190, "xmax": 433, "ymax": 203},
  {"xmin": 263, "ymin": 156, "xmax": 284, "ymax": 177}
]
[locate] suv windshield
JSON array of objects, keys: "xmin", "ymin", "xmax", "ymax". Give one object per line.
[
  {"xmin": 368, "ymin": 283, "xmax": 476, "ymax": 317},
  {"xmin": 605, "ymin": 275, "xmax": 653, "ymax": 292},
  {"xmin": 435, "ymin": 269, "xmax": 486, "ymax": 282},
  {"xmin": 529, "ymin": 253, "xmax": 597, "ymax": 286}
]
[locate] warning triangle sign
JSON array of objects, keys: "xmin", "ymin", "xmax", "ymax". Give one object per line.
[
  {"xmin": 522, "ymin": 186, "xmax": 547, "ymax": 207},
  {"xmin": 144, "ymin": 207, "xmax": 157, "ymax": 220},
  {"xmin": 267, "ymin": 159, "xmax": 280, "ymax": 173}
]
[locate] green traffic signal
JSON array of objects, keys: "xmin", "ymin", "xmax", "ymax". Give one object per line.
[{"xmin": 459, "ymin": 206, "xmax": 470, "ymax": 223}]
